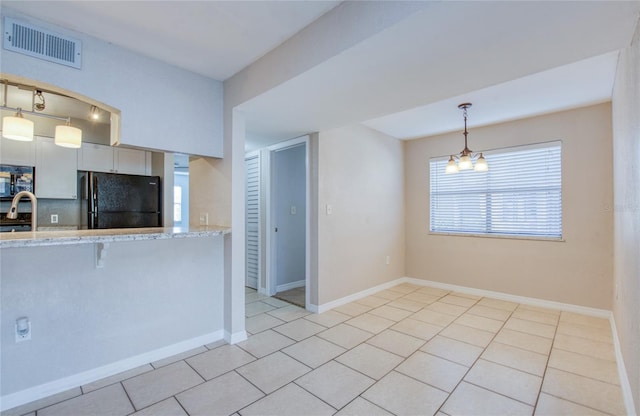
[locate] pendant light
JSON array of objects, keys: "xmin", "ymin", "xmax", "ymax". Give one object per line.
[
  {"xmin": 445, "ymin": 103, "xmax": 488, "ymax": 174},
  {"xmin": 2, "ymin": 108, "xmax": 34, "ymax": 141},
  {"xmin": 55, "ymin": 118, "xmax": 82, "ymax": 148},
  {"xmin": 1, "ymin": 80, "xmax": 82, "ymax": 148}
]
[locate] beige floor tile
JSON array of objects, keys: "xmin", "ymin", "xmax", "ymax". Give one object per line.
[
  {"xmin": 273, "ymin": 319, "xmax": 326, "ymax": 341},
  {"xmin": 512, "ymin": 308, "xmax": 559, "ymax": 326},
  {"xmin": 556, "ymin": 321, "xmax": 613, "ymax": 344},
  {"xmin": 239, "ymin": 383, "xmax": 335, "ymax": 416},
  {"xmin": 553, "ymin": 333, "xmax": 616, "ymax": 361},
  {"xmin": 560, "ymin": 312, "xmax": 610, "ymax": 329},
  {"xmin": 388, "ymin": 283, "xmax": 422, "ymax": 294},
  {"xmin": 411, "ymin": 308, "xmax": 457, "ymax": 326},
  {"xmin": 451, "ymin": 291, "xmax": 482, "ymax": 300},
  {"xmin": 440, "ymin": 323, "xmax": 495, "ymax": 347},
  {"xmin": 246, "ymin": 287, "xmax": 256, "ymax": 294},
  {"xmin": 391, "ymin": 318, "xmax": 442, "ymax": 340},
  {"xmin": 541, "ymin": 368, "xmax": 625, "ymax": 415},
  {"xmin": 282, "ymin": 336, "xmax": 346, "ymax": 368},
  {"xmin": 548, "ymin": 348, "xmax": 620, "ymax": 385},
  {"xmin": 176, "ymin": 371, "xmax": 263, "ymax": 416},
  {"xmin": 316, "ymin": 323, "xmax": 373, "ymax": 349},
  {"xmin": 467, "ymin": 304, "xmax": 512, "ymax": 321},
  {"xmin": 205, "ymin": 339, "xmax": 227, "ymax": 350},
  {"xmin": 354, "ymin": 295, "xmax": 389, "ymax": 308},
  {"xmin": 482, "ymin": 342, "xmax": 548, "ymax": 376},
  {"xmin": 504, "ymin": 317, "xmax": 556, "ymax": 338},
  {"xmin": 333, "ymin": 302, "xmax": 372, "ymax": 317},
  {"xmin": 82, "ymin": 364, "xmax": 154, "ymax": 393},
  {"xmin": 396, "ymin": 351, "xmax": 468, "ymax": 392},
  {"xmin": 39, "ymin": 384, "xmax": 133, "ymax": 416},
  {"xmin": 421, "ymin": 335, "xmax": 484, "ymax": 367},
  {"xmin": 295, "ymin": 361, "xmax": 375, "ymax": 409},
  {"xmin": 416, "ymin": 286, "xmax": 450, "ymax": 297},
  {"xmin": 262, "ymin": 296, "xmax": 292, "ymax": 308},
  {"xmin": 266, "ymin": 305, "xmax": 311, "ymax": 322},
  {"xmin": 386, "ymin": 297, "xmax": 428, "ymax": 312},
  {"xmin": 362, "ymin": 371, "xmax": 448, "ymax": 416},
  {"xmin": 336, "ymin": 343, "xmax": 404, "ymax": 380},
  {"xmin": 368, "ymin": 305, "xmax": 413, "ymax": 321},
  {"xmin": 0, "ymin": 388, "xmax": 82, "ymax": 416},
  {"xmin": 455, "ymin": 313, "xmax": 504, "ymax": 333},
  {"xmin": 517, "ymin": 303, "xmax": 560, "ymax": 316},
  {"xmin": 245, "ymin": 313, "xmax": 286, "ymax": 334},
  {"xmin": 186, "ymin": 344, "xmax": 256, "ymax": 380},
  {"xmin": 442, "ymin": 381, "xmax": 533, "ymax": 416},
  {"xmin": 465, "ymin": 359, "xmax": 542, "ymax": 405},
  {"xmin": 534, "ymin": 393, "xmax": 610, "ymax": 416},
  {"xmin": 494, "ymin": 328, "xmax": 553, "ymax": 355},
  {"xmin": 304, "ymin": 310, "xmax": 351, "ymax": 327},
  {"xmin": 373, "ymin": 289, "xmax": 406, "ymax": 301},
  {"xmin": 237, "ymin": 329, "xmax": 296, "ymax": 358},
  {"xmin": 477, "ymin": 297, "xmax": 519, "ymax": 311},
  {"xmin": 345, "ymin": 313, "xmax": 395, "ymax": 334},
  {"xmin": 245, "ymin": 292, "xmax": 269, "ymax": 303},
  {"xmin": 122, "ymin": 361, "xmax": 204, "ymax": 410},
  {"xmin": 402, "ymin": 291, "xmax": 442, "ymax": 304},
  {"xmin": 245, "ymin": 301, "xmax": 276, "ymax": 317},
  {"xmin": 151, "ymin": 347, "xmax": 208, "ymax": 369},
  {"xmin": 424, "ymin": 301, "xmax": 469, "ymax": 317},
  {"xmin": 131, "ymin": 398, "xmax": 187, "ymax": 416},
  {"xmin": 334, "ymin": 397, "xmax": 393, "ymax": 416},
  {"xmin": 236, "ymin": 351, "xmax": 311, "ymax": 394},
  {"xmin": 439, "ymin": 294, "xmax": 479, "ymax": 307},
  {"xmin": 366, "ymin": 329, "xmax": 425, "ymax": 357}
]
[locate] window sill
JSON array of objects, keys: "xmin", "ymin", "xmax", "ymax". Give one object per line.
[{"xmin": 429, "ymin": 231, "xmax": 565, "ymax": 243}]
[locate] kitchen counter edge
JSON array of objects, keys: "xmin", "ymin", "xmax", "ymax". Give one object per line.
[{"xmin": 0, "ymin": 226, "xmax": 231, "ymax": 248}]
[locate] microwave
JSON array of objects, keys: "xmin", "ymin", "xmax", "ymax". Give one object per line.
[{"xmin": 0, "ymin": 165, "xmax": 35, "ymax": 200}]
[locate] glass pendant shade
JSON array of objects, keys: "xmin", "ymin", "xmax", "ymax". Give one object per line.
[
  {"xmin": 458, "ymin": 155, "xmax": 473, "ymax": 170},
  {"xmin": 2, "ymin": 114, "xmax": 34, "ymax": 141},
  {"xmin": 474, "ymin": 154, "xmax": 488, "ymax": 172},
  {"xmin": 55, "ymin": 124, "xmax": 82, "ymax": 148},
  {"xmin": 445, "ymin": 157, "xmax": 459, "ymax": 174}
]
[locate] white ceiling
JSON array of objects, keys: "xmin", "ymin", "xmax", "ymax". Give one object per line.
[
  {"xmin": 2, "ymin": 1, "xmax": 340, "ymax": 81},
  {"xmin": 3, "ymin": 1, "xmax": 639, "ymax": 150}
]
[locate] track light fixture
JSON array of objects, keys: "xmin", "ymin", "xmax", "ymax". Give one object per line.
[{"xmin": 445, "ymin": 103, "xmax": 488, "ymax": 174}]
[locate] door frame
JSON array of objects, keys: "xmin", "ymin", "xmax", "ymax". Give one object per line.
[{"xmin": 265, "ymin": 135, "xmax": 310, "ymax": 309}]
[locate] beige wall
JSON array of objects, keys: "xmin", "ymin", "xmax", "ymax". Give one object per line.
[
  {"xmin": 405, "ymin": 103, "xmax": 613, "ymax": 309},
  {"xmin": 612, "ymin": 17, "xmax": 640, "ymax": 414},
  {"xmin": 317, "ymin": 124, "xmax": 405, "ymax": 305}
]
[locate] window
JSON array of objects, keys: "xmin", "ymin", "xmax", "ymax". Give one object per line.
[
  {"xmin": 430, "ymin": 141, "xmax": 562, "ymax": 238},
  {"xmin": 173, "ymin": 185, "xmax": 182, "ymax": 223}
]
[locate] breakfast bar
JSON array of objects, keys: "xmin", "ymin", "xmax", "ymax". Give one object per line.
[{"xmin": 0, "ymin": 226, "xmax": 230, "ymax": 407}]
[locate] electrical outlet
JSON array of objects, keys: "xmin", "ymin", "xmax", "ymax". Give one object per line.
[
  {"xmin": 199, "ymin": 212, "xmax": 209, "ymax": 226},
  {"xmin": 326, "ymin": 204, "xmax": 332, "ymax": 215},
  {"xmin": 290, "ymin": 205, "xmax": 297, "ymax": 215},
  {"xmin": 15, "ymin": 318, "xmax": 31, "ymax": 342},
  {"xmin": 51, "ymin": 214, "xmax": 58, "ymax": 224},
  {"xmin": 386, "ymin": 256, "xmax": 390, "ymax": 265}
]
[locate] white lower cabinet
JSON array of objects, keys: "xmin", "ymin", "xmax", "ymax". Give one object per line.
[
  {"xmin": 35, "ymin": 136, "xmax": 78, "ymax": 199},
  {"xmin": 78, "ymin": 143, "xmax": 150, "ymax": 175}
]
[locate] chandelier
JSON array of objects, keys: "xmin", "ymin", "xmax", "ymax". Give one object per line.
[{"xmin": 445, "ymin": 103, "xmax": 488, "ymax": 174}]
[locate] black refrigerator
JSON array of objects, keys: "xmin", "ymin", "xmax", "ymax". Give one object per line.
[{"xmin": 87, "ymin": 172, "xmax": 161, "ymax": 229}]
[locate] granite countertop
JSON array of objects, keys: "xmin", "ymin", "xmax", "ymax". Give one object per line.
[{"xmin": 0, "ymin": 226, "xmax": 231, "ymax": 248}]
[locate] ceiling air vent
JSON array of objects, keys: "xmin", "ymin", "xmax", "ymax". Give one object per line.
[{"xmin": 3, "ymin": 17, "xmax": 82, "ymax": 69}]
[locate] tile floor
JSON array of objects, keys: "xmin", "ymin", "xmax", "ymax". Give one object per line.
[{"xmin": 3, "ymin": 283, "xmax": 625, "ymax": 416}]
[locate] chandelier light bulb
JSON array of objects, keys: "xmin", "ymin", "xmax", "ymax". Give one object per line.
[
  {"xmin": 474, "ymin": 153, "xmax": 488, "ymax": 172},
  {"xmin": 458, "ymin": 155, "xmax": 473, "ymax": 170},
  {"xmin": 445, "ymin": 156, "xmax": 459, "ymax": 174}
]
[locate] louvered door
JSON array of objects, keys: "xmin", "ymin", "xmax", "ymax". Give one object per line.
[{"xmin": 245, "ymin": 152, "xmax": 261, "ymax": 289}]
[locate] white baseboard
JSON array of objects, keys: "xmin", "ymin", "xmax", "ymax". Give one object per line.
[
  {"xmin": 276, "ymin": 280, "xmax": 305, "ymax": 293},
  {"xmin": 401, "ymin": 277, "xmax": 611, "ymax": 318},
  {"xmin": 610, "ymin": 317, "xmax": 637, "ymax": 416},
  {"xmin": 315, "ymin": 279, "xmax": 404, "ymax": 313},
  {"xmin": 225, "ymin": 329, "xmax": 247, "ymax": 344},
  {"xmin": 0, "ymin": 330, "xmax": 224, "ymax": 412}
]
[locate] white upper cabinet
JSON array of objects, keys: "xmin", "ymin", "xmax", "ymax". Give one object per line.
[
  {"xmin": 0, "ymin": 137, "xmax": 36, "ymax": 166},
  {"xmin": 35, "ymin": 136, "xmax": 78, "ymax": 199},
  {"xmin": 78, "ymin": 143, "xmax": 150, "ymax": 175}
]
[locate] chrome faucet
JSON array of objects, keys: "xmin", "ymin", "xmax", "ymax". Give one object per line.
[{"xmin": 7, "ymin": 191, "xmax": 37, "ymax": 231}]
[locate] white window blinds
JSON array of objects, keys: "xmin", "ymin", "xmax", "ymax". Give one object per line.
[{"xmin": 430, "ymin": 141, "xmax": 562, "ymax": 238}]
